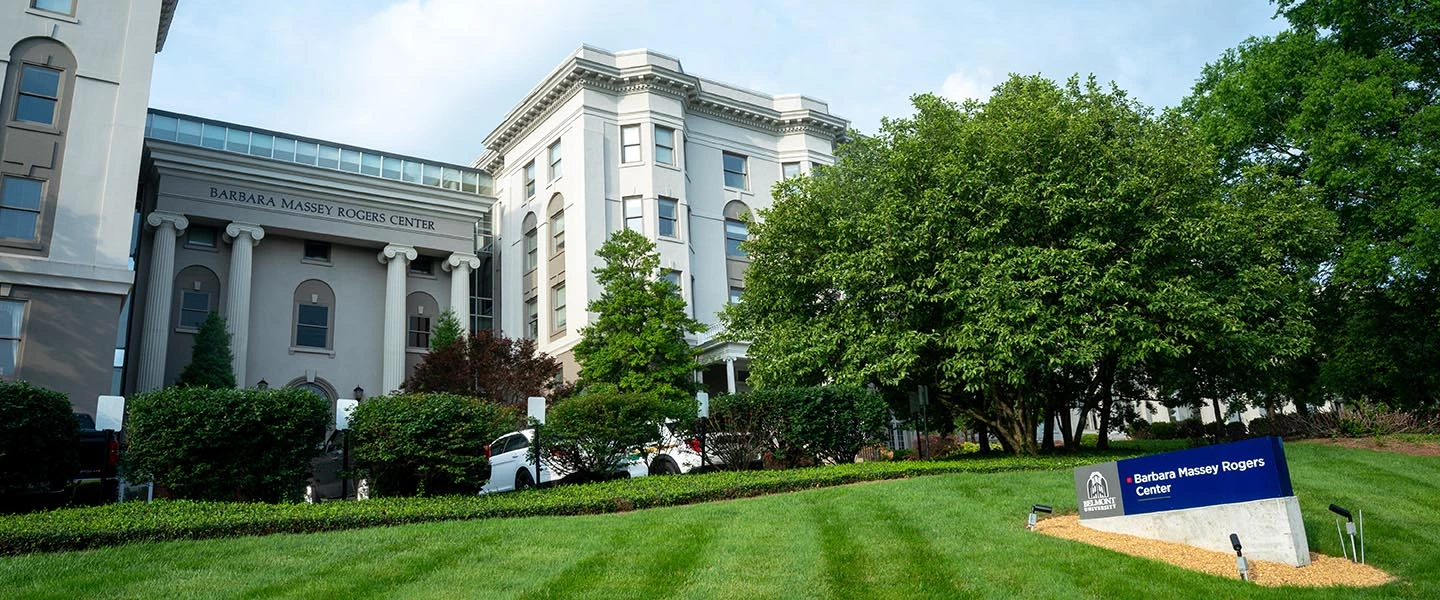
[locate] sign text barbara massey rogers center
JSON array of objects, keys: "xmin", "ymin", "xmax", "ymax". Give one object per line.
[
  {"xmin": 1072, "ymin": 436, "xmax": 1312, "ymax": 566},
  {"xmin": 207, "ymin": 186, "xmax": 439, "ymax": 231}
]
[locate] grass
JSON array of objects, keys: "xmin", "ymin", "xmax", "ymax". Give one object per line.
[{"xmin": 0, "ymin": 442, "xmax": 1436, "ymax": 599}]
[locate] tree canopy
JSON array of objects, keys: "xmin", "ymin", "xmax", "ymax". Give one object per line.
[{"xmin": 724, "ymin": 75, "xmax": 1331, "ymax": 454}]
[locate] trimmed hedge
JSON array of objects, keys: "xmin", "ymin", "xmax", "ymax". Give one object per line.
[
  {"xmin": 0, "ymin": 452, "xmax": 1132, "ymax": 555},
  {"xmin": 349, "ymin": 393, "xmax": 517, "ymax": 497},
  {"xmin": 0, "ymin": 381, "xmax": 77, "ymax": 495}
]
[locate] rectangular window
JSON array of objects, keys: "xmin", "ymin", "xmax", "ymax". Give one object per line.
[
  {"xmin": 30, "ymin": 0, "xmax": 74, "ymax": 15},
  {"xmin": 621, "ymin": 124, "xmax": 641, "ymax": 163},
  {"xmin": 361, "ymin": 153, "xmax": 383, "ymax": 176},
  {"xmin": 624, "ymin": 197, "xmax": 642, "ymax": 233},
  {"xmin": 658, "ymin": 197, "xmax": 678, "ymax": 238},
  {"xmin": 725, "ymin": 220, "xmax": 748, "ymax": 257},
  {"xmin": 250, "ymin": 133, "xmax": 274, "ymax": 158},
  {"xmin": 185, "ymin": 225, "xmax": 217, "ymax": 249},
  {"xmin": 150, "ymin": 114, "xmax": 179, "ymax": 141},
  {"xmin": 409, "ymin": 255, "xmax": 435, "ymax": 276},
  {"xmin": 552, "ymin": 284, "xmax": 566, "ymax": 332},
  {"xmin": 340, "ymin": 149, "xmax": 362, "ymax": 173},
  {"xmin": 524, "ymin": 298, "xmax": 538, "ymax": 340},
  {"xmin": 407, "ymin": 316, "xmax": 431, "ymax": 349},
  {"xmin": 551, "ymin": 212, "xmax": 565, "ymax": 253},
  {"xmin": 179, "ymin": 291, "xmax": 210, "ymax": 330},
  {"xmin": 272, "ymin": 137, "xmax": 296, "ymax": 162},
  {"xmin": 294, "ymin": 141, "xmax": 318, "ymax": 165},
  {"xmin": 661, "ymin": 270, "xmax": 681, "ymax": 293},
  {"xmin": 14, "ymin": 65, "xmax": 61, "ymax": 125},
  {"xmin": 423, "ymin": 164, "xmax": 442, "ymax": 187},
  {"xmin": 0, "ymin": 176, "xmax": 43, "ymax": 242},
  {"xmin": 295, "ymin": 304, "xmax": 329, "ymax": 348},
  {"xmin": 316, "ymin": 145, "xmax": 340, "ymax": 169},
  {"xmin": 782, "ymin": 162, "xmax": 801, "ymax": 179},
  {"xmin": 382, "ymin": 156, "xmax": 402, "ymax": 179},
  {"xmin": 723, "ymin": 152, "xmax": 748, "ymax": 189},
  {"xmin": 226, "ymin": 128, "xmax": 250, "ymax": 154},
  {"xmin": 176, "ymin": 119, "xmax": 203, "ymax": 146},
  {"xmin": 442, "ymin": 168, "xmax": 461, "ymax": 191},
  {"xmin": 655, "ymin": 126, "xmax": 675, "ymax": 165},
  {"xmin": 524, "ymin": 227, "xmax": 538, "ymax": 271},
  {"xmin": 202, "ymin": 123, "xmax": 226, "ymax": 151},
  {"xmin": 0, "ymin": 299, "xmax": 25, "ymax": 378},
  {"xmin": 401, "ymin": 160, "xmax": 421, "ymax": 183},
  {"xmin": 548, "ymin": 139, "xmax": 562, "ymax": 180},
  {"xmin": 303, "ymin": 241, "xmax": 331, "ymax": 263},
  {"xmin": 524, "ymin": 161, "xmax": 536, "ymax": 198},
  {"xmin": 729, "ymin": 286, "xmax": 744, "ymax": 304}
]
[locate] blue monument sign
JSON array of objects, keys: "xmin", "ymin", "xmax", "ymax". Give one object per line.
[{"xmin": 1075, "ymin": 436, "xmax": 1294, "ymax": 519}]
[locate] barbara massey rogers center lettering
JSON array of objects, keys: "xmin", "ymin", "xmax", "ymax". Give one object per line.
[{"xmin": 207, "ymin": 186, "xmax": 439, "ymax": 231}]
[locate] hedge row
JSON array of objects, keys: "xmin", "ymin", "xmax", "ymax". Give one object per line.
[{"xmin": 0, "ymin": 453, "xmax": 1122, "ymax": 555}]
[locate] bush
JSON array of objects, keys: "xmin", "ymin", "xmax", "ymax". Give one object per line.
[
  {"xmin": 0, "ymin": 382, "xmax": 77, "ymax": 498},
  {"xmin": 709, "ymin": 392, "xmax": 785, "ymax": 470},
  {"xmin": 1175, "ymin": 418, "xmax": 1205, "ymax": 440},
  {"xmin": 125, "ymin": 387, "xmax": 328, "ymax": 502},
  {"xmin": 1224, "ymin": 421, "xmax": 1248, "ymax": 441},
  {"xmin": 746, "ymin": 386, "xmax": 889, "ymax": 466},
  {"xmin": 174, "ymin": 312, "xmax": 236, "ymax": 389},
  {"xmin": 1148, "ymin": 421, "xmax": 1179, "ymax": 440},
  {"xmin": 0, "ymin": 451, "xmax": 1136, "ymax": 555},
  {"xmin": 1126, "ymin": 419, "xmax": 1152, "ymax": 440},
  {"xmin": 542, "ymin": 391, "xmax": 665, "ymax": 480},
  {"xmin": 349, "ymin": 393, "xmax": 517, "ymax": 497}
]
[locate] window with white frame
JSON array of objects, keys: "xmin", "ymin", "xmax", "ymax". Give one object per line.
[
  {"xmin": 551, "ymin": 210, "xmax": 565, "ymax": 254},
  {"xmin": 524, "ymin": 298, "xmax": 538, "ymax": 340},
  {"xmin": 725, "ymin": 219, "xmax": 748, "ymax": 258},
  {"xmin": 548, "ymin": 139, "xmax": 562, "ymax": 180},
  {"xmin": 621, "ymin": 124, "xmax": 641, "ymax": 163},
  {"xmin": 722, "ymin": 152, "xmax": 748, "ymax": 189},
  {"xmin": 178, "ymin": 290, "xmax": 210, "ymax": 330},
  {"xmin": 523, "ymin": 217, "xmax": 538, "ymax": 272},
  {"xmin": 30, "ymin": 0, "xmax": 74, "ymax": 16},
  {"xmin": 658, "ymin": 197, "xmax": 679, "ymax": 238},
  {"xmin": 523, "ymin": 160, "xmax": 536, "ymax": 198},
  {"xmin": 660, "ymin": 270, "xmax": 681, "ymax": 295},
  {"xmin": 729, "ymin": 286, "xmax": 743, "ymax": 304},
  {"xmin": 0, "ymin": 299, "xmax": 25, "ymax": 378},
  {"xmin": 0, "ymin": 176, "xmax": 43, "ymax": 242},
  {"xmin": 14, "ymin": 64, "xmax": 62, "ymax": 125},
  {"xmin": 624, "ymin": 197, "xmax": 642, "ymax": 233},
  {"xmin": 782, "ymin": 162, "xmax": 801, "ymax": 179},
  {"xmin": 655, "ymin": 126, "xmax": 675, "ymax": 165},
  {"xmin": 552, "ymin": 283, "xmax": 566, "ymax": 332},
  {"xmin": 293, "ymin": 280, "xmax": 335, "ymax": 349}
]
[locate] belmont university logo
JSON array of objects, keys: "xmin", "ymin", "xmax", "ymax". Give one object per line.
[{"xmin": 1082, "ymin": 470, "xmax": 1118, "ymax": 512}]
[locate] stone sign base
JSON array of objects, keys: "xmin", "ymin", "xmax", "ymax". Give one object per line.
[{"xmin": 1081, "ymin": 496, "xmax": 1311, "ymax": 566}]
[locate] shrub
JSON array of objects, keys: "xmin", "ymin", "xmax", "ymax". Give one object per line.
[
  {"xmin": 1175, "ymin": 418, "xmax": 1205, "ymax": 440},
  {"xmin": 1148, "ymin": 421, "xmax": 1179, "ymax": 440},
  {"xmin": 1126, "ymin": 419, "xmax": 1153, "ymax": 440},
  {"xmin": 405, "ymin": 329, "xmax": 563, "ymax": 409},
  {"xmin": 0, "ymin": 382, "xmax": 77, "ymax": 498},
  {"xmin": 349, "ymin": 393, "xmax": 517, "ymax": 497},
  {"xmin": 708, "ymin": 392, "xmax": 785, "ymax": 470},
  {"xmin": 124, "ymin": 387, "xmax": 328, "ymax": 502},
  {"xmin": 542, "ymin": 391, "xmax": 665, "ymax": 480},
  {"xmin": 750, "ymin": 386, "xmax": 889, "ymax": 466},
  {"xmin": 174, "ymin": 312, "xmax": 236, "ymax": 389},
  {"xmin": 1224, "ymin": 421, "xmax": 1248, "ymax": 441}
]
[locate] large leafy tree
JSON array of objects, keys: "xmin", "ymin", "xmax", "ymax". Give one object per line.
[
  {"xmin": 404, "ymin": 329, "xmax": 561, "ymax": 410},
  {"xmin": 1184, "ymin": 0, "xmax": 1439, "ymax": 410},
  {"xmin": 725, "ymin": 76, "xmax": 1330, "ymax": 454},
  {"xmin": 574, "ymin": 229, "xmax": 705, "ymax": 418}
]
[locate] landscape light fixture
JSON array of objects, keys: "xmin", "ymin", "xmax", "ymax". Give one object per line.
[
  {"xmin": 256, "ymin": 379, "xmax": 268, "ymax": 390},
  {"xmin": 1329, "ymin": 503, "xmax": 1365, "ymax": 563},
  {"xmin": 1230, "ymin": 533, "xmax": 1250, "ymax": 581},
  {"xmin": 353, "ymin": 386, "xmax": 364, "ymax": 401},
  {"xmin": 1027, "ymin": 504, "xmax": 1052, "ymax": 530}
]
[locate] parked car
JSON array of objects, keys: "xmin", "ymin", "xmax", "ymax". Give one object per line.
[
  {"xmin": 480, "ymin": 428, "xmax": 646, "ymax": 493},
  {"xmin": 304, "ymin": 429, "xmax": 347, "ymax": 502},
  {"xmin": 71, "ymin": 414, "xmax": 120, "ymax": 503},
  {"xmin": 643, "ymin": 421, "xmax": 761, "ymax": 475}
]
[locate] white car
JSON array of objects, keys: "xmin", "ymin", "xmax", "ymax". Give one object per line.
[{"xmin": 480, "ymin": 428, "xmax": 647, "ymax": 493}]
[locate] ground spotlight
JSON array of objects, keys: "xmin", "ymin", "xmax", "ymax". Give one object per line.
[
  {"xmin": 1329, "ymin": 503, "xmax": 1364, "ymax": 563},
  {"xmin": 1027, "ymin": 504, "xmax": 1052, "ymax": 530},
  {"xmin": 1230, "ymin": 533, "xmax": 1249, "ymax": 581}
]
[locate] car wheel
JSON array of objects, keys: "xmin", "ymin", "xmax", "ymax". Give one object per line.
[
  {"xmin": 649, "ymin": 457, "xmax": 681, "ymax": 476},
  {"xmin": 515, "ymin": 469, "xmax": 535, "ymax": 490}
]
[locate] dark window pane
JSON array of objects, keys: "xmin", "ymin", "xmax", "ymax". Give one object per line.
[
  {"xmin": 19, "ymin": 65, "xmax": 60, "ymax": 97},
  {"xmin": 298, "ymin": 304, "xmax": 328, "ymax": 326},
  {"xmin": 2, "ymin": 177, "xmax": 43, "ymax": 210},
  {"xmin": 14, "ymin": 96, "xmax": 55, "ymax": 125},
  {"xmin": 0, "ymin": 209, "xmax": 38, "ymax": 240},
  {"xmin": 180, "ymin": 309, "xmax": 207, "ymax": 329},
  {"xmin": 182, "ymin": 291, "xmax": 209, "ymax": 311},
  {"xmin": 187, "ymin": 226, "xmax": 217, "ymax": 248},
  {"xmin": 303, "ymin": 241, "xmax": 330, "ymax": 261},
  {"xmin": 295, "ymin": 325, "xmax": 327, "ymax": 348}
]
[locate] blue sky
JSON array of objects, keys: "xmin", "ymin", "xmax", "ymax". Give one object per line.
[{"xmin": 151, "ymin": 0, "xmax": 1288, "ymax": 166}]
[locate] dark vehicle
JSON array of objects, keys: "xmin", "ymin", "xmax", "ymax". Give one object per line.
[
  {"xmin": 71, "ymin": 414, "xmax": 121, "ymax": 504},
  {"xmin": 305, "ymin": 430, "xmax": 350, "ymax": 502}
]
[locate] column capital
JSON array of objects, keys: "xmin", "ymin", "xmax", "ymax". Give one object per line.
[
  {"xmin": 443, "ymin": 252, "xmax": 482, "ymax": 272},
  {"xmin": 145, "ymin": 211, "xmax": 189, "ymax": 232},
  {"xmin": 377, "ymin": 244, "xmax": 417, "ymax": 265},
  {"xmin": 224, "ymin": 223, "xmax": 266, "ymax": 245}
]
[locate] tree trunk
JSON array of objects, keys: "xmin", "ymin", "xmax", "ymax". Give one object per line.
[
  {"xmin": 976, "ymin": 421, "xmax": 991, "ymax": 454},
  {"xmin": 1059, "ymin": 405, "xmax": 1074, "ymax": 449},
  {"xmin": 1211, "ymin": 396, "xmax": 1225, "ymax": 440},
  {"xmin": 1041, "ymin": 404, "xmax": 1055, "ymax": 451},
  {"xmin": 1097, "ymin": 356, "xmax": 1117, "ymax": 450}
]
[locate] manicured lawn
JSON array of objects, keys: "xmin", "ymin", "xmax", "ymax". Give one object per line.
[{"xmin": 1, "ymin": 442, "xmax": 1435, "ymax": 599}]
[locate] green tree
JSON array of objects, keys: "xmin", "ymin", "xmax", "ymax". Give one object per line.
[
  {"xmin": 175, "ymin": 312, "xmax": 236, "ymax": 389},
  {"xmin": 1184, "ymin": 0, "xmax": 1439, "ymax": 410},
  {"xmin": 573, "ymin": 229, "xmax": 705, "ymax": 418},
  {"xmin": 725, "ymin": 77, "xmax": 1329, "ymax": 455},
  {"xmin": 429, "ymin": 309, "xmax": 464, "ymax": 352}
]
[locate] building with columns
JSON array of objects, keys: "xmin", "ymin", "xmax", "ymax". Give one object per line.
[
  {"xmin": 0, "ymin": 0, "xmax": 176, "ymax": 417},
  {"xmin": 477, "ymin": 46, "xmax": 847, "ymax": 395},
  {"xmin": 124, "ymin": 111, "xmax": 494, "ymax": 409}
]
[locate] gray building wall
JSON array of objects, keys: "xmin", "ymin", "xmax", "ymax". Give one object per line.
[{"xmin": 6, "ymin": 285, "xmax": 122, "ymax": 416}]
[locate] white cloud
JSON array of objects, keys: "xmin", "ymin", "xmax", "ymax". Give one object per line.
[{"xmin": 939, "ymin": 68, "xmax": 997, "ymax": 103}]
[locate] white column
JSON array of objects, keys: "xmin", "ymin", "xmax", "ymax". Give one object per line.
[
  {"xmin": 378, "ymin": 244, "xmax": 416, "ymax": 394},
  {"xmin": 725, "ymin": 357, "xmax": 737, "ymax": 395},
  {"xmin": 443, "ymin": 252, "xmax": 482, "ymax": 336},
  {"xmin": 137, "ymin": 211, "xmax": 189, "ymax": 391},
  {"xmin": 224, "ymin": 223, "xmax": 265, "ymax": 386}
]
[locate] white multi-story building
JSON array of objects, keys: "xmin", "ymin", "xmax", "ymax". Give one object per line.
[
  {"xmin": 0, "ymin": 0, "xmax": 176, "ymax": 416},
  {"xmin": 478, "ymin": 47, "xmax": 847, "ymax": 393}
]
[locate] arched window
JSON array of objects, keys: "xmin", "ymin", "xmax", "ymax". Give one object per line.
[
  {"xmin": 522, "ymin": 212, "xmax": 538, "ymax": 272},
  {"xmin": 405, "ymin": 291, "xmax": 439, "ymax": 350},
  {"xmin": 173, "ymin": 265, "xmax": 221, "ymax": 331},
  {"xmin": 292, "ymin": 280, "xmax": 335, "ymax": 350},
  {"xmin": 547, "ymin": 194, "xmax": 565, "ymax": 255},
  {"xmin": 723, "ymin": 200, "xmax": 751, "ymax": 258},
  {"xmin": 0, "ymin": 38, "xmax": 77, "ymax": 252}
]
